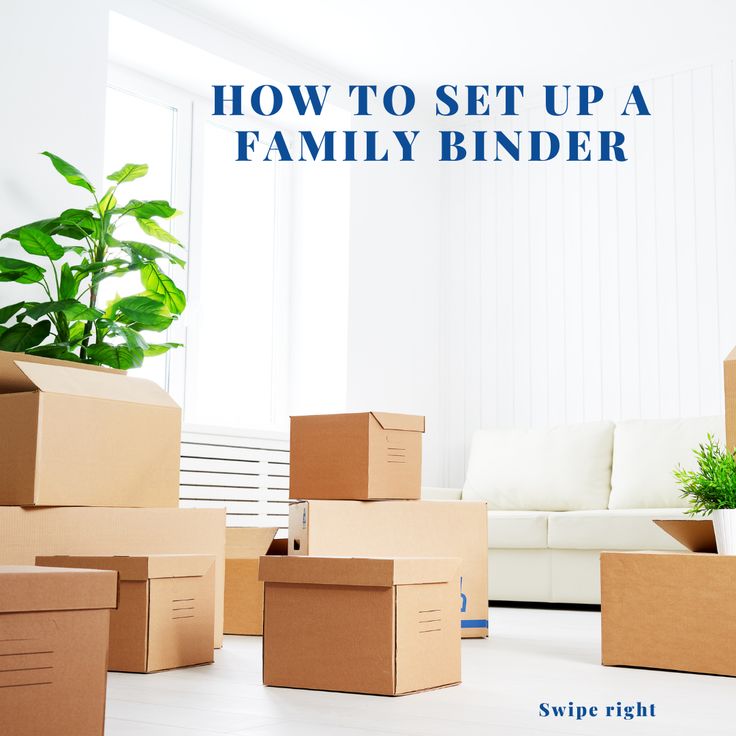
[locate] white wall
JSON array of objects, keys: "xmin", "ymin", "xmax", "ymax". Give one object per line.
[
  {"xmin": 0, "ymin": 0, "xmax": 109, "ymax": 304},
  {"xmin": 442, "ymin": 61, "xmax": 736, "ymax": 486},
  {"xmin": 345, "ymin": 128, "xmax": 445, "ymax": 483},
  {"xmin": 0, "ymin": 0, "xmax": 108, "ymax": 229}
]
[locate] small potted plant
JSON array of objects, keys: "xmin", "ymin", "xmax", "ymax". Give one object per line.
[{"xmin": 674, "ymin": 434, "xmax": 736, "ymax": 554}]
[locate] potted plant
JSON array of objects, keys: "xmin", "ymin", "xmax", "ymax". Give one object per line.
[
  {"xmin": 0, "ymin": 151, "xmax": 186, "ymax": 369},
  {"xmin": 674, "ymin": 434, "xmax": 736, "ymax": 554}
]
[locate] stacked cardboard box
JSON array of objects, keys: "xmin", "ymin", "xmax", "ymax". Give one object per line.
[
  {"xmin": 251, "ymin": 411, "xmax": 487, "ymax": 695},
  {"xmin": 288, "ymin": 412, "xmax": 488, "ymax": 638},
  {"xmin": 0, "ymin": 350, "xmax": 225, "ymax": 678}
]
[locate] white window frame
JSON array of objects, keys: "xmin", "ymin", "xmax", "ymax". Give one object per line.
[{"xmin": 106, "ymin": 63, "xmax": 292, "ymax": 436}]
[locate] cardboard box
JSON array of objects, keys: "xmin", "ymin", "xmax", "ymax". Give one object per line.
[
  {"xmin": 653, "ymin": 518, "xmax": 716, "ymax": 553},
  {"xmin": 0, "ymin": 506, "xmax": 226, "ymax": 647},
  {"xmin": 725, "ymin": 346, "xmax": 736, "ymax": 449},
  {"xmin": 0, "ymin": 351, "xmax": 181, "ymax": 507},
  {"xmin": 224, "ymin": 527, "xmax": 287, "ymax": 635},
  {"xmin": 602, "ymin": 546, "xmax": 736, "ymax": 677},
  {"xmin": 290, "ymin": 412, "xmax": 425, "ymax": 500},
  {"xmin": 289, "ymin": 500, "xmax": 488, "ymax": 638},
  {"xmin": 259, "ymin": 556, "xmax": 461, "ymax": 695},
  {"xmin": 0, "ymin": 565, "xmax": 117, "ymax": 736},
  {"xmin": 37, "ymin": 554, "xmax": 216, "ymax": 672}
]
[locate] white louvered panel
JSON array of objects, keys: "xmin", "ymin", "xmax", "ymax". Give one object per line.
[{"xmin": 179, "ymin": 428, "xmax": 289, "ymax": 529}]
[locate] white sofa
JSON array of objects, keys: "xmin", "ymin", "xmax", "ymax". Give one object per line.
[{"xmin": 425, "ymin": 416, "xmax": 724, "ymax": 604}]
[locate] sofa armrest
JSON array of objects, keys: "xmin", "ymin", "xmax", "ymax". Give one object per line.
[{"xmin": 422, "ymin": 486, "xmax": 463, "ymax": 501}]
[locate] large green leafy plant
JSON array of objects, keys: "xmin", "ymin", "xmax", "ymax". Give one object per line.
[
  {"xmin": 0, "ymin": 152, "xmax": 186, "ymax": 369},
  {"xmin": 674, "ymin": 435, "xmax": 736, "ymax": 515}
]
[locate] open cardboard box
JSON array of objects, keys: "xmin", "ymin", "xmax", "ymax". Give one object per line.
[
  {"xmin": 0, "ymin": 351, "xmax": 181, "ymax": 507},
  {"xmin": 224, "ymin": 527, "xmax": 287, "ymax": 635},
  {"xmin": 37, "ymin": 554, "xmax": 216, "ymax": 672},
  {"xmin": 0, "ymin": 565, "xmax": 118, "ymax": 736},
  {"xmin": 653, "ymin": 518, "xmax": 717, "ymax": 553},
  {"xmin": 259, "ymin": 556, "xmax": 461, "ymax": 695},
  {"xmin": 290, "ymin": 412, "xmax": 425, "ymax": 500},
  {"xmin": 601, "ymin": 518, "xmax": 734, "ymax": 677}
]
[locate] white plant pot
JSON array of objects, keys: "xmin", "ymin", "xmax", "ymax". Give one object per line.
[{"xmin": 712, "ymin": 509, "xmax": 736, "ymax": 555}]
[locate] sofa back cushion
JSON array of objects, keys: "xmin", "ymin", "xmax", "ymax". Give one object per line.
[
  {"xmin": 462, "ymin": 421, "xmax": 614, "ymax": 511},
  {"xmin": 608, "ymin": 416, "xmax": 725, "ymax": 509}
]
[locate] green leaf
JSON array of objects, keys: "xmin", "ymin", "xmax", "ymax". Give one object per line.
[
  {"xmin": 107, "ymin": 163, "xmax": 149, "ymax": 183},
  {"xmin": 25, "ymin": 343, "xmax": 79, "ymax": 361},
  {"xmin": 141, "ymin": 263, "xmax": 186, "ymax": 314},
  {"xmin": 118, "ymin": 240, "xmax": 185, "ymax": 268},
  {"xmin": 60, "ymin": 208, "xmax": 96, "ymax": 234},
  {"xmin": 2, "ymin": 214, "xmax": 94, "ymax": 242},
  {"xmin": 0, "ymin": 302, "xmax": 25, "ymax": 324},
  {"xmin": 0, "ymin": 257, "xmax": 45, "ymax": 284},
  {"xmin": 144, "ymin": 341, "xmax": 182, "ymax": 357},
  {"xmin": 98, "ymin": 186, "xmax": 117, "ymax": 215},
  {"xmin": 114, "ymin": 295, "xmax": 173, "ymax": 331},
  {"xmin": 136, "ymin": 217, "xmax": 180, "ymax": 244},
  {"xmin": 65, "ymin": 303, "xmax": 103, "ymax": 321},
  {"xmin": 86, "ymin": 343, "xmax": 144, "ymax": 369},
  {"xmin": 18, "ymin": 227, "xmax": 64, "ymax": 260},
  {"xmin": 24, "ymin": 299, "xmax": 77, "ymax": 320},
  {"xmin": 41, "ymin": 151, "xmax": 95, "ymax": 193},
  {"xmin": 2, "ymin": 218, "xmax": 61, "ymax": 242},
  {"xmin": 0, "ymin": 320, "xmax": 51, "ymax": 351},
  {"xmin": 24, "ymin": 299, "xmax": 103, "ymax": 321},
  {"xmin": 59, "ymin": 264, "xmax": 77, "ymax": 300},
  {"xmin": 68, "ymin": 321, "xmax": 86, "ymax": 344},
  {"xmin": 116, "ymin": 199, "xmax": 179, "ymax": 219},
  {"xmin": 72, "ymin": 260, "xmax": 109, "ymax": 276}
]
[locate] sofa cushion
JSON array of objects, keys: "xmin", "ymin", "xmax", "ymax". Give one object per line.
[
  {"xmin": 487, "ymin": 511, "xmax": 548, "ymax": 549},
  {"xmin": 547, "ymin": 508, "xmax": 688, "ymax": 550},
  {"xmin": 609, "ymin": 416, "xmax": 725, "ymax": 509},
  {"xmin": 463, "ymin": 421, "xmax": 614, "ymax": 511}
]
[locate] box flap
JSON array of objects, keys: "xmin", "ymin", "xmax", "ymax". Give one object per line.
[
  {"xmin": 725, "ymin": 346, "xmax": 736, "ymax": 364},
  {"xmin": 371, "ymin": 412, "xmax": 425, "ymax": 433},
  {"xmin": 653, "ymin": 519, "xmax": 717, "ymax": 553},
  {"xmin": 258, "ymin": 556, "xmax": 458, "ymax": 587},
  {"xmin": 36, "ymin": 554, "xmax": 215, "ymax": 581},
  {"xmin": 226, "ymin": 527, "xmax": 279, "ymax": 558},
  {"xmin": 0, "ymin": 350, "xmax": 123, "ymax": 394},
  {"xmin": 14, "ymin": 360, "xmax": 179, "ymax": 408},
  {"xmin": 0, "ymin": 565, "xmax": 117, "ymax": 612}
]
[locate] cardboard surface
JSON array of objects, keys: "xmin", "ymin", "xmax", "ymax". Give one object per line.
[
  {"xmin": 260, "ymin": 555, "xmax": 460, "ymax": 587},
  {"xmin": 0, "ymin": 507, "xmax": 226, "ymax": 647},
  {"xmin": 601, "ymin": 551, "xmax": 736, "ymax": 676},
  {"xmin": 224, "ymin": 527, "xmax": 285, "ymax": 635},
  {"xmin": 654, "ymin": 518, "xmax": 717, "ymax": 553},
  {"xmin": 0, "ymin": 565, "xmax": 118, "ymax": 612},
  {"xmin": 0, "ymin": 565, "xmax": 116, "ymax": 736},
  {"xmin": 0, "ymin": 354, "xmax": 181, "ymax": 507},
  {"xmin": 261, "ymin": 556, "xmax": 461, "ymax": 695},
  {"xmin": 0, "ymin": 349, "xmax": 123, "ymax": 393},
  {"xmin": 289, "ymin": 500, "xmax": 489, "ymax": 638},
  {"xmin": 36, "ymin": 555, "xmax": 216, "ymax": 673},
  {"xmin": 289, "ymin": 412, "xmax": 425, "ymax": 500},
  {"xmin": 725, "ymin": 345, "xmax": 736, "ymax": 450}
]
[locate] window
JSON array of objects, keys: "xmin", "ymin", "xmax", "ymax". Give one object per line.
[
  {"xmin": 104, "ymin": 65, "xmax": 290, "ymax": 432},
  {"xmin": 103, "ymin": 84, "xmax": 180, "ymax": 391}
]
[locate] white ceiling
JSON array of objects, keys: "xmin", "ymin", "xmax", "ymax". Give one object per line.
[{"xmin": 159, "ymin": 0, "xmax": 736, "ymax": 88}]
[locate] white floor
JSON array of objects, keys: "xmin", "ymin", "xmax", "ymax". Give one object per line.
[{"xmin": 105, "ymin": 606, "xmax": 733, "ymax": 736}]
